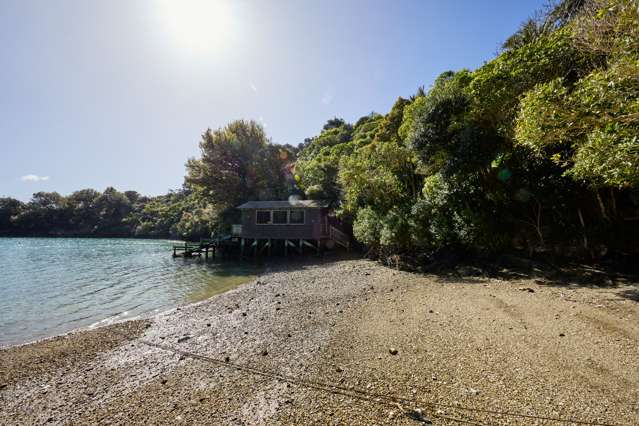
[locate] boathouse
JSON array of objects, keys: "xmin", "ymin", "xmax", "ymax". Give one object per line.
[{"xmin": 235, "ymin": 199, "xmax": 350, "ymax": 256}]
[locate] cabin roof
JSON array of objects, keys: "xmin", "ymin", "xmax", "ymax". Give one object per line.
[{"xmin": 237, "ymin": 199, "xmax": 331, "ymax": 209}]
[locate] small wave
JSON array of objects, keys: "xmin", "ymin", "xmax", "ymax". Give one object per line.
[{"xmin": 88, "ymin": 311, "xmax": 134, "ymax": 329}]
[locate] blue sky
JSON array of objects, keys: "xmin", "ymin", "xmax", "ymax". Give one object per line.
[{"xmin": 0, "ymin": 0, "xmax": 546, "ymax": 201}]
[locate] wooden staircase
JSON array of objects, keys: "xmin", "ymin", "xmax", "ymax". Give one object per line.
[{"xmin": 329, "ymin": 225, "xmax": 350, "ymax": 251}]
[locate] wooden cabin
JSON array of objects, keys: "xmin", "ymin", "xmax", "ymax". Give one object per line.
[{"xmin": 235, "ymin": 200, "xmax": 349, "ymax": 256}]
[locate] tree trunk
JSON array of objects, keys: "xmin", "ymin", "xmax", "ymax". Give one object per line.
[
  {"xmin": 609, "ymin": 187, "xmax": 617, "ymax": 218},
  {"xmin": 595, "ymin": 188, "xmax": 609, "ymax": 221},
  {"xmin": 577, "ymin": 208, "xmax": 588, "ymax": 251}
]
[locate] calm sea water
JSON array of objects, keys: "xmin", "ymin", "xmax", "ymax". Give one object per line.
[{"xmin": 0, "ymin": 238, "xmax": 259, "ymax": 347}]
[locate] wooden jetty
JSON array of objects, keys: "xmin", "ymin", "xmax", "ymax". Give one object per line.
[{"xmin": 172, "ymin": 238, "xmax": 219, "ymax": 258}]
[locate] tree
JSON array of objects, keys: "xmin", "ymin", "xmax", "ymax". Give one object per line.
[{"xmin": 185, "ymin": 120, "xmax": 295, "ymax": 228}]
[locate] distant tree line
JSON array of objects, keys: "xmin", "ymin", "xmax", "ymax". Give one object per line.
[
  {"xmin": 0, "ymin": 121, "xmax": 299, "ymax": 240},
  {"xmin": 2, "ymin": 0, "xmax": 637, "ymax": 262}
]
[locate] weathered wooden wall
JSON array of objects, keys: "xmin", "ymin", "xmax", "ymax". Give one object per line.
[{"xmin": 240, "ymin": 208, "xmax": 328, "ymax": 240}]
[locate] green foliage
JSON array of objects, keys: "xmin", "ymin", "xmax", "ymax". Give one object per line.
[
  {"xmin": 186, "ymin": 120, "xmax": 295, "ymax": 211},
  {"xmin": 471, "ymin": 27, "xmax": 594, "ymax": 131},
  {"xmin": 515, "ymin": 57, "xmax": 639, "ymax": 188}
]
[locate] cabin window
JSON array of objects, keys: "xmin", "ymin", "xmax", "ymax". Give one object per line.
[
  {"xmin": 289, "ymin": 210, "xmax": 305, "ymax": 224},
  {"xmin": 272, "ymin": 210, "xmax": 288, "ymax": 224},
  {"xmin": 256, "ymin": 210, "xmax": 271, "ymax": 224}
]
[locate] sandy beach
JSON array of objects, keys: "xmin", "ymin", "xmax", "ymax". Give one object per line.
[{"xmin": 1, "ymin": 258, "xmax": 638, "ymax": 425}]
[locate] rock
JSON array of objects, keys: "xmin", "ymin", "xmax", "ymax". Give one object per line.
[
  {"xmin": 177, "ymin": 335, "xmax": 191, "ymax": 343},
  {"xmin": 559, "ymin": 333, "xmax": 565, "ymax": 337},
  {"xmin": 335, "ymin": 366, "xmax": 343, "ymax": 373},
  {"xmin": 224, "ymin": 356, "xmax": 230, "ymax": 363},
  {"xmin": 242, "ymin": 312, "xmax": 247, "ymax": 317},
  {"xmin": 389, "ymin": 347, "xmax": 398, "ymax": 355},
  {"xmin": 0, "ymin": 383, "xmax": 7, "ymax": 390},
  {"xmin": 206, "ymin": 323, "xmax": 211, "ymax": 327},
  {"xmin": 261, "ymin": 349, "xmax": 268, "ymax": 356},
  {"xmin": 428, "ymin": 309, "xmax": 434, "ymax": 314},
  {"xmin": 467, "ymin": 388, "xmax": 480, "ymax": 395},
  {"xmin": 457, "ymin": 266, "xmax": 483, "ymax": 276},
  {"xmin": 161, "ymin": 378, "xmax": 168, "ymax": 385},
  {"xmin": 519, "ymin": 287, "xmax": 535, "ymax": 293},
  {"xmin": 406, "ymin": 408, "xmax": 431, "ymax": 423}
]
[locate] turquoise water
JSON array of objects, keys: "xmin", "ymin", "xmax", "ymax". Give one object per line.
[{"xmin": 0, "ymin": 238, "xmax": 259, "ymax": 347}]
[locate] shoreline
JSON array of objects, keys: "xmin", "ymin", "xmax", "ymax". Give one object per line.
[{"xmin": 2, "ymin": 258, "xmax": 638, "ymax": 424}]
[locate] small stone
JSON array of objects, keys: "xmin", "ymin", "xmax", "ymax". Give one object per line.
[
  {"xmin": 559, "ymin": 333, "xmax": 565, "ymax": 337},
  {"xmin": 261, "ymin": 349, "xmax": 268, "ymax": 356},
  {"xmin": 0, "ymin": 383, "xmax": 7, "ymax": 390},
  {"xmin": 519, "ymin": 287, "xmax": 535, "ymax": 293},
  {"xmin": 428, "ymin": 309, "xmax": 434, "ymax": 314},
  {"xmin": 224, "ymin": 356, "xmax": 230, "ymax": 363},
  {"xmin": 177, "ymin": 335, "xmax": 191, "ymax": 343},
  {"xmin": 242, "ymin": 312, "xmax": 247, "ymax": 317},
  {"xmin": 407, "ymin": 408, "xmax": 431, "ymax": 423},
  {"xmin": 468, "ymin": 388, "xmax": 480, "ymax": 395},
  {"xmin": 161, "ymin": 378, "xmax": 168, "ymax": 385},
  {"xmin": 206, "ymin": 323, "xmax": 211, "ymax": 327},
  {"xmin": 287, "ymin": 333, "xmax": 292, "ymax": 338},
  {"xmin": 336, "ymin": 366, "xmax": 343, "ymax": 373},
  {"xmin": 389, "ymin": 347, "xmax": 398, "ymax": 355}
]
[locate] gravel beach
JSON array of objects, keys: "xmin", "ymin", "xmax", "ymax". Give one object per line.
[{"xmin": 1, "ymin": 258, "xmax": 638, "ymax": 425}]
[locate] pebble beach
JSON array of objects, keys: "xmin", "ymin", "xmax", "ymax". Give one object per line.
[{"xmin": 1, "ymin": 258, "xmax": 638, "ymax": 425}]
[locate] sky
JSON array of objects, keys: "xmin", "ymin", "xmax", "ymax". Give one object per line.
[{"xmin": 0, "ymin": 0, "xmax": 547, "ymax": 201}]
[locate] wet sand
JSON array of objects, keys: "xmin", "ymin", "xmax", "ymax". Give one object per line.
[{"xmin": 1, "ymin": 258, "xmax": 638, "ymax": 424}]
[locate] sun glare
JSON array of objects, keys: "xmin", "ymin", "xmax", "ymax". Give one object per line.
[{"xmin": 159, "ymin": 0, "xmax": 234, "ymax": 54}]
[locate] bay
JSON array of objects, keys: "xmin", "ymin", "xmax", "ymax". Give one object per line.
[{"xmin": 0, "ymin": 238, "xmax": 259, "ymax": 347}]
